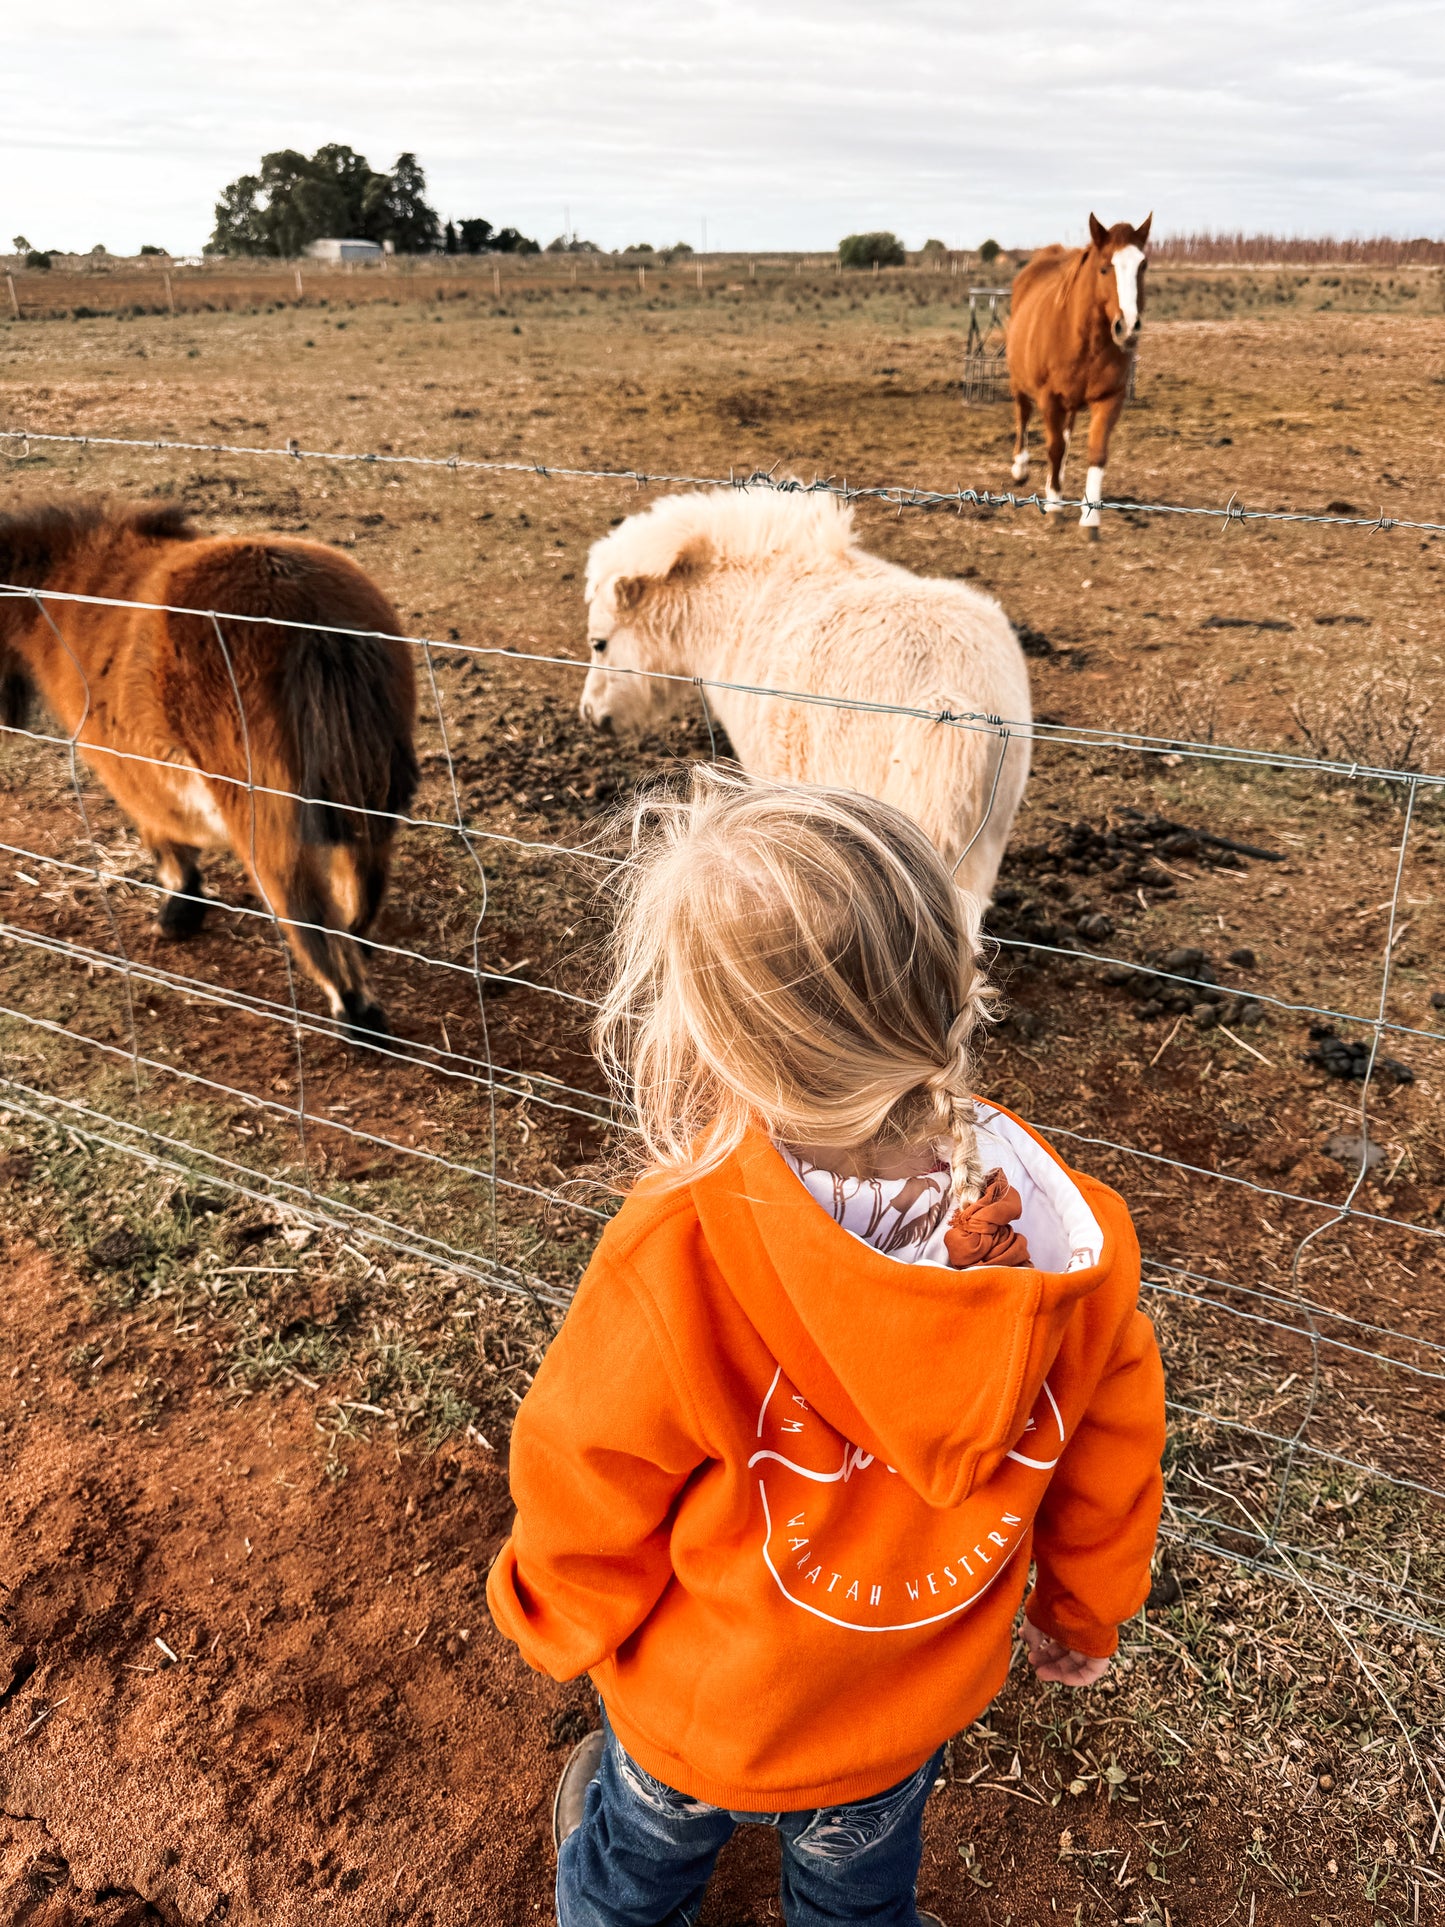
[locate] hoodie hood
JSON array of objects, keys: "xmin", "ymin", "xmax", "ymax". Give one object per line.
[{"xmin": 691, "ymin": 1103, "xmax": 1112, "ymax": 1511}]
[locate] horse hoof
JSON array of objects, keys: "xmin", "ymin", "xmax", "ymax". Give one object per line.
[
  {"xmin": 341, "ymin": 992, "xmax": 392, "ymax": 1046},
  {"xmin": 1084, "ymin": 524, "xmax": 1101, "ymax": 544},
  {"xmin": 157, "ymin": 893, "xmax": 207, "ymax": 940}
]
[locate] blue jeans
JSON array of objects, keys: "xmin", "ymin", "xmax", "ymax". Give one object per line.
[{"xmin": 557, "ymin": 1719, "xmax": 944, "ymax": 1927}]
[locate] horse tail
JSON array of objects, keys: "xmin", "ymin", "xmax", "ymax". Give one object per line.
[
  {"xmin": 0, "ymin": 641, "xmax": 33, "ymax": 732},
  {"xmin": 281, "ymin": 628, "xmax": 420, "ymax": 847}
]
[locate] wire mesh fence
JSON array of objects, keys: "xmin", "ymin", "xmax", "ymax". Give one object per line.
[{"xmin": 1, "ymin": 424, "xmax": 1443, "ymax": 1771}]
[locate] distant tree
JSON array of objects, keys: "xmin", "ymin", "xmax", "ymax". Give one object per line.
[
  {"xmin": 978, "ymin": 237, "xmax": 1002, "ymax": 264},
  {"xmin": 444, "ymin": 219, "xmax": 459, "ymax": 255},
  {"xmin": 670, "ymin": 240, "xmax": 694, "ymax": 256},
  {"xmin": 138, "ymin": 244, "xmax": 168, "ymax": 257},
  {"xmin": 362, "ymin": 152, "xmax": 440, "ymax": 253},
  {"xmin": 208, "ymin": 144, "xmax": 440, "ymax": 255},
  {"xmin": 11, "ymin": 235, "xmax": 31, "ymax": 252},
  {"xmin": 546, "ymin": 233, "xmax": 598, "ymax": 254},
  {"xmin": 491, "ymin": 226, "xmax": 539, "ymax": 255},
  {"xmin": 838, "ymin": 231, "xmax": 905, "ymax": 269},
  {"xmin": 25, "ymin": 251, "xmax": 51, "ymax": 270},
  {"xmin": 209, "ymin": 173, "xmax": 262, "ymax": 255},
  {"xmin": 89, "ymin": 243, "xmax": 108, "ymax": 256},
  {"xmin": 457, "ymin": 218, "xmax": 494, "ymax": 254},
  {"xmin": 922, "ymin": 238, "xmax": 947, "ymax": 256}
]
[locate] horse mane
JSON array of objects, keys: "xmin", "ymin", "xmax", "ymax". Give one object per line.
[
  {"xmin": 586, "ymin": 488, "xmax": 856, "ymax": 598},
  {"xmin": 0, "ymin": 499, "xmax": 196, "ymax": 586}
]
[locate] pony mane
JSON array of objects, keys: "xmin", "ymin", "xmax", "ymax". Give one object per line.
[
  {"xmin": 0, "ymin": 500, "xmax": 195, "ymax": 583},
  {"xmin": 586, "ymin": 488, "xmax": 857, "ymax": 598}
]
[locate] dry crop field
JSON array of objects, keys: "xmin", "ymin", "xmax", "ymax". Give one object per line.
[{"xmin": 0, "ymin": 263, "xmax": 1443, "ymax": 1926}]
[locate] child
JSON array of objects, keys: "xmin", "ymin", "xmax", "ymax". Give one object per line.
[{"xmin": 488, "ymin": 770, "xmax": 1165, "ymax": 1927}]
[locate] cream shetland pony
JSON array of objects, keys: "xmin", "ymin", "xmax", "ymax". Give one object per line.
[{"xmin": 578, "ymin": 491, "xmax": 1032, "ymax": 902}]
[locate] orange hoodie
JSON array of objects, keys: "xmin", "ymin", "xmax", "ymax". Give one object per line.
[{"xmin": 487, "ymin": 1102, "xmax": 1165, "ymax": 1810}]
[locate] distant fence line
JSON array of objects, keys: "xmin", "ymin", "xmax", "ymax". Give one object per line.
[
  {"xmin": 5, "ymin": 239, "xmax": 1439, "ymax": 324},
  {"xmin": 1149, "ymin": 232, "xmax": 1445, "ymax": 268}
]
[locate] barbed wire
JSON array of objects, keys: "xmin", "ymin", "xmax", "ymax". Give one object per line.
[{"xmin": 4, "ymin": 426, "xmax": 1444, "ymax": 537}]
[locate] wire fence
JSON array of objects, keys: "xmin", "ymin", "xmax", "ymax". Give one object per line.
[
  {"xmin": 5, "ymin": 426, "xmax": 1445, "ymax": 535},
  {"xmin": 1, "ymin": 427, "xmax": 1443, "ymax": 1816}
]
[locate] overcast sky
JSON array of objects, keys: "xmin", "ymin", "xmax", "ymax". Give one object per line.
[{"xmin": 5, "ymin": 2, "xmax": 1442, "ymax": 256}]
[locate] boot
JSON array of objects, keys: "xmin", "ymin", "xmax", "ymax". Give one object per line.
[{"xmin": 552, "ymin": 1728, "xmax": 606, "ymax": 1851}]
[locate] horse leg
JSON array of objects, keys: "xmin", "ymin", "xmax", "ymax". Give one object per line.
[
  {"xmin": 1010, "ymin": 392, "xmax": 1033, "ymax": 483},
  {"xmin": 151, "ymin": 840, "xmax": 208, "ymax": 939},
  {"xmin": 329, "ymin": 840, "xmax": 394, "ymax": 937},
  {"xmin": 250, "ymin": 842, "xmax": 390, "ymax": 1044},
  {"xmin": 1081, "ymin": 391, "xmax": 1125, "ymax": 539},
  {"xmin": 1041, "ymin": 396, "xmax": 1068, "ymax": 514}
]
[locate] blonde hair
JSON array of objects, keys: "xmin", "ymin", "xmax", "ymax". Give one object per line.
[{"xmin": 594, "ymin": 767, "xmax": 993, "ymax": 1206}]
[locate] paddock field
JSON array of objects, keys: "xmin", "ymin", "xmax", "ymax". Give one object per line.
[{"xmin": 0, "ymin": 267, "xmax": 1443, "ymax": 1926}]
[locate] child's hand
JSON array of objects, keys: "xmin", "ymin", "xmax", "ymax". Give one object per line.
[{"xmin": 1020, "ymin": 1616, "xmax": 1112, "ymax": 1686}]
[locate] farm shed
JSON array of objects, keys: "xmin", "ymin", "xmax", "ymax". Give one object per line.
[{"xmin": 303, "ymin": 237, "xmax": 384, "ymax": 263}]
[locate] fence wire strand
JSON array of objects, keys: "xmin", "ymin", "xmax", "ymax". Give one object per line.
[{"xmin": 5, "ymin": 425, "xmax": 1445, "ymax": 536}]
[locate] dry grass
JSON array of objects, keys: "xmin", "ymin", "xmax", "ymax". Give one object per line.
[{"xmin": 1291, "ymin": 670, "xmax": 1442, "ymax": 778}]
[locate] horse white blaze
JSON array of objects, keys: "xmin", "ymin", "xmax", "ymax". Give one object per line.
[{"xmin": 1112, "ymin": 245, "xmax": 1144, "ymax": 335}]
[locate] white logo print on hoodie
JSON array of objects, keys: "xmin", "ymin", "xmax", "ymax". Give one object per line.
[{"xmin": 747, "ymin": 1105, "xmax": 1099, "ymax": 1633}]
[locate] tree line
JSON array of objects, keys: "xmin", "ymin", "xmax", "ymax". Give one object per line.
[{"xmin": 209, "ymin": 145, "xmax": 539, "ymax": 258}]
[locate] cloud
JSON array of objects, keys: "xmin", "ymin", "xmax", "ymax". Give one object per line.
[{"xmin": 3, "ymin": 1, "xmax": 1442, "ymax": 254}]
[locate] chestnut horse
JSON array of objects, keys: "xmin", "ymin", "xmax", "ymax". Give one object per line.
[
  {"xmin": 0, "ymin": 502, "xmax": 417, "ymax": 1038},
  {"xmin": 1006, "ymin": 212, "xmax": 1152, "ymax": 536}
]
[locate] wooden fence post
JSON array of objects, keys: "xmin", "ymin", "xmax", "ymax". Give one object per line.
[
  {"xmin": 5, "ymin": 273, "xmax": 18, "ymax": 321},
  {"xmin": 638, "ymin": 263, "xmax": 646, "ymax": 291},
  {"xmin": 294, "ymin": 267, "xmax": 304, "ymax": 300},
  {"xmin": 165, "ymin": 272, "xmax": 176, "ymax": 315}
]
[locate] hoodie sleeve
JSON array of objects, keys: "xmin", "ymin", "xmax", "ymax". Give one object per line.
[
  {"xmin": 1024, "ymin": 1306, "xmax": 1166, "ymax": 1659},
  {"xmin": 486, "ymin": 1254, "xmax": 707, "ymax": 1681}
]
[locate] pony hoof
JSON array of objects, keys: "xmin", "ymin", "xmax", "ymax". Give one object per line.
[
  {"xmin": 1083, "ymin": 523, "xmax": 1101, "ymax": 543},
  {"xmin": 157, "ymin": 893, "xmax": 207, "ymax": 940},
  {"xmin": 341, "ymin": 992, "xmax": 392, "ymax": 1046}
]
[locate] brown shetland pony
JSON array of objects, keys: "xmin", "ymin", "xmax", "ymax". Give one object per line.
[
  {"xmin": 1006, "ymin": 212, "xmax": 1152, "ymax": 537},
  {"xmin": 0, "ymin": 503, "xmax": 418, "ymax": 1039}
]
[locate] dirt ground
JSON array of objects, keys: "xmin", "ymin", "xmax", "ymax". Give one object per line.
[
  {"xmin": 1, "ymin": 267, "xmax": 1443, "ymax": 1923},
  {"xmin": 0, "ymin": 1241, "xmax": 1428, "ymax": 1927}
]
